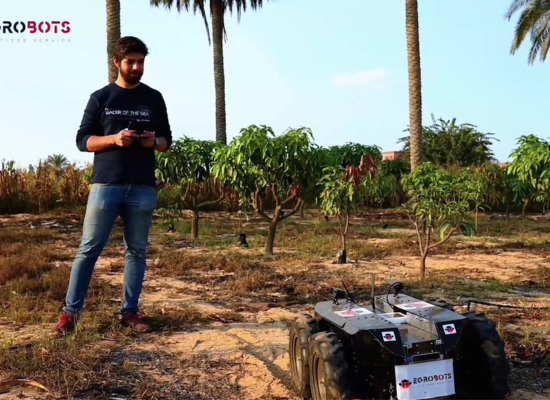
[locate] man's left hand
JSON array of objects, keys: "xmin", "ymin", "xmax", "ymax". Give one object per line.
[{"xmin": 140, "ymin": 132, "xmax": 156, "ymax": 148}]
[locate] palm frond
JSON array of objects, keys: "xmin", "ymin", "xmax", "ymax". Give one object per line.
[
  {"xmin": 195, "ymin": 0, "xmax": 210, "ymax": 44},
  {"xmin": 223, "ymin": 0, "xmax": 266, "ymax": 41},
  {"xmin": 539, "ymin": 23, "xmax": 550, "ymax": 60},
  {"xmin": 511, "ymin": 4, "xmax": 545, "ymax": 53},
  {"xmin": 151, "ymin": 0, "xmax": 269, "ymax": 45},
  {"xmin": 508, "ymin": 0, "xmax": 550, "ymax": 63},
  {"xmin": 505, "ymin": 0, "xmax": 532, "ymax": 20},
  {"xmin": 225, "ymin": 0, "xmax": 265, "ymax": 23},
  {"xmin": 150, "ymin": 0, "xmax": 210, "ymax": 43},
  {"xmin": 150, "ymin": 0, "xmax": 191, "ymax": 12},
  {"xmin": 528, "ymin": 13, "xmax": 550, "ymax": 61}
]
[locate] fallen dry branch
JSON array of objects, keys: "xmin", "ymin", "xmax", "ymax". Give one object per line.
[{"xmin": 0, "ymin": 378, "xmax": 54, "ymax": 396}]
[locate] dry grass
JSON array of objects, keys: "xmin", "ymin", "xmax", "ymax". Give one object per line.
[
  {"xmin": 0, "ymin": 226, "xmax": 120, "ymax": 397},
  {"xmin": 0, "ymin": 303, "xmax": 245, "ymax": 399},
  {"xmin": 0, "ymin": 220, "xmax": 247, "ymax": 397},
  {"xmin": 0, "ymin": 229, "xmax": 115, "ymax": 326},
  {"xmin": 140, "ymin": 304, "xmax": 245, "ymax": 332},
  {"xmin": 1, "ymin": 210, "xmax": 550, "ymax": 398},
  {"xmin": 0, "ymin": 162, "xmax": 91, "ymax": 214},
  {"xmin": 151, "ymin": 250, "xmax": 389, "ymax": 305}
]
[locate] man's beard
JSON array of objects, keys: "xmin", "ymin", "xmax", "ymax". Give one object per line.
[{"xmin": 120, "ymin": 68, "xmax": 142, "ymax": 84}]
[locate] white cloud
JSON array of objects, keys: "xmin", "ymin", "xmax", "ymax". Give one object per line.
[{"xmin": 331, "ymin": 68, "xmax": 388, "ymax": 89}]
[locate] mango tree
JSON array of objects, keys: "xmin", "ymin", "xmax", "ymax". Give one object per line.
[
  {"xmin": 319, "ymin": 155, "xmax": 377, "ymax": 263},
  {"xmin": 510, "ymin": 175, "xmax": 537, "ymax": 215},
  {"xmin": 370, "ymin": 159, "xmax": 410, "ymax": 208},
  {"xmin": 362, "ymin": 173, "xmax": 401, "ymax": 208},
  {"xmin": 479, "ymin": 163, "xmax": 507, "ymax": 217},
  {"xmin": 212, "ymin": 125, "xmax": 315, "ymax": 255},
  {"xmin": 402, "ymin": 163, "xmax": 475, "ymax": 280},
  {"xmin": 292, "ymin": 143, "xmax": 382, "ymax": 220},
  {"xmin": 508, "ymin": 134, "xmax": 550, "ymax": 215},
  {"xmin": 156, "ymin": 137, "xmax": 227, "ymax": 239},
  {"xmin": 294, "ymin": 144, "xmax": 327, "ymax": 218},
  {"xmin": 478, "ymin": 163, "xmax": 531, "ymax": 220},
  {"xmin": 326, "ymin": 142, "xmax": 383, "ymax": 167},
  {"xmin": 314, "ymin": 143, "xmax": 382, "ymax": 218},
  {"xmin": 456, "ymin": 168, "xmax": 491, "ymax": 231}
]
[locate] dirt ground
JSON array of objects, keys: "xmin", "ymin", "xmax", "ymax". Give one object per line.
[{"xmin": 0, "ymin": 210, "xmax": 549, "ymax": 399}]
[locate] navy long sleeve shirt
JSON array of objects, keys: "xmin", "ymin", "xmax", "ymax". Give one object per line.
[{"xmin": 76, "ymin": 82, "xmax": 172, "ymax": 188}]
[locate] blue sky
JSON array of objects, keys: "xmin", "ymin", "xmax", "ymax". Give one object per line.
[{"xmin": 1, "ymin": 0, "xmax": 549, "ymax": 167}]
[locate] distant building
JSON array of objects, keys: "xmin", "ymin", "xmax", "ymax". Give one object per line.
[
  {"xmin": 497, "ymin": 162, "xmax": 509, "ymax": 167},
  {"xmin": 383, "ymin": 151, "xmax": 405, "ymax": 161}
]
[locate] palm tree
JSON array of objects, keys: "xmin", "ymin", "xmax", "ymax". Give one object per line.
[
  {"xmin": 46, "ymin": 154, "xmax": 69, "ymax": 177},
  {"xmin": 150, "ymin": 0, "xmax": 270, "ymax": 145},
  {"xmin": 506, "ymin": 0, "xmax": 550, "ymax": 64},
  {"xmin": 107, "ymin": 0, "xmax": 121, "ymax": 82},
  {"xmin": 405, "ymin": 0, "xmax": 422, "ymax": 171}
]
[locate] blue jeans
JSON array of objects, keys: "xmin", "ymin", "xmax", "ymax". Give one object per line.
[{"xmin": 64, "ymin": 183, "xmax": 156, "ymax": 316}]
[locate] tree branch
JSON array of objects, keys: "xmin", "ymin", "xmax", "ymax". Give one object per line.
[
  {"xmin": 197, "ymin": 193, "xmax": 226, "ymax": 210},
  {"xmin": 414, "ymin": 216, "xmax": 424, "ymax": 255},
  {"xmin": 179, "ymin": 185, "xmax": 191, "ymax": 209},
  {"xmin": 281, "ymin": 193, "xmax": 297, "ymax": 206},
  {"xmin": 256, "ymin": 208, "xmax": 272, "ymax": 223},
  {"xmin": 270, "ymin": 183, "xmax": 281, "ymax": 207},
  {"xmin": 428, "ymin": 227, "xmax": 456, "ymax": 250},
  {"xmin": 344, "ymin": 211, "xmax": 350, "ymax": 236},
  {"xmin": 253, "ymin": 187, "xmax": 261, "ymax": 211},
  {"xmin": 343, "ymin": 200, "xmax": 350, "ymax": 236},
  {"xmin": 254, "ymin": 187, "xmax": 272, "ymax": 223},
  {"xmin": 280, "ymin": 198, "xmax": 304, "ymax": 221},
  {"xmin": 182, "ymin": 184, "xmax": 191, "ymax": 204},
  {"xmin": 424, "ymin": 226, "xmax": 432, "ymax": 254}
]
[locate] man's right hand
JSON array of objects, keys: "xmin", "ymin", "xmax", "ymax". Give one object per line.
[{"xmin": 113, "ymin": 129, "xmax": 138, "ymax": 147}]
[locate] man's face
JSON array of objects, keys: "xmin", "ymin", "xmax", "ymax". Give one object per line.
[{"xmin": 116, "ymin": 52, "xmax": 145, "ymax": 84}]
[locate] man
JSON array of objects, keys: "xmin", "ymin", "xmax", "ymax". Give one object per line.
[{"xmin": 51, "ymin": 36, "xmax": 172, "ymax": 337}]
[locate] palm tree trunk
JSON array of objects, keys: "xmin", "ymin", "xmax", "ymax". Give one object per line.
[
  {"xmin": 211, "ymin": 0, "xmax": 227, "ymax": 145},
  {"xmin": 406, "ymin": 0, "xmax": 422, "ymax": 171},
  {"xmin": 106, "ymin": 0, "xmax": 121, "ymax": 83}
]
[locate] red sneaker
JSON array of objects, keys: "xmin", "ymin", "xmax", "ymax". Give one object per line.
[
  {"xmin": 51, "ymin": 312, "xmax": 78, "ymax": 338},
  {"xmin": 120, "ymin": 313, "xmax": 152, "ymax": 333}
]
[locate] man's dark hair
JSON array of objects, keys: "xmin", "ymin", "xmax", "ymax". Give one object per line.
[{"xmin": 113, "ymin": 36, "xmax": 149, "ymax": 62}]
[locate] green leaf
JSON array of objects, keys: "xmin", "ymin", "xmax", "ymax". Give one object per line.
[
  {"xmin": 439, "ymin": 222, "xmax": 452, "ymax": 241},
  {"xmin": 459, "ymin": 223, "xmax": 476, "ymax": 237}
]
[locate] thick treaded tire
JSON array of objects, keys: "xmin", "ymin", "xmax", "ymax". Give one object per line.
[
  {"xmin": 456, "ymin": 311, "xmax": 509, "ymax": 399},
  {"xmin": 289, "ymin": 313, "xmax": 319, "ymax": 398},
  {"xmin": 309, "ymin": 332, "xmax": 353, "ymax": 400}
]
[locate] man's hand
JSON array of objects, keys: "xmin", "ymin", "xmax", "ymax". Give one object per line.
[
  {"xmin": 114, "ymin": 129, "xmax": 138, "ymax": 147},
  {"xmin": 154, "ymin": 136, "xmax": 168, "ymax": 152},
  {"xmin": 139, "ymin": 132, "xmax": 156, "ymax": 148}
]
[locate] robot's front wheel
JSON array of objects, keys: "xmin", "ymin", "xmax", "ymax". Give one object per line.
[
  {"xmin": 289, "ymin": 313, "xmax": 319, "ymax": 399},
  {"xmin": 454, "ymin": 311, "xmax": 509, "ymax": 399},
  {"xmin": 309, "ymin": 332, "xmax": 352, "ymax": 400}
]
